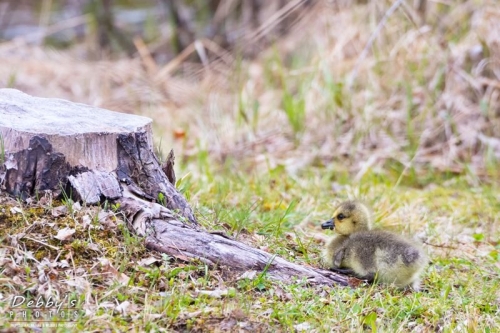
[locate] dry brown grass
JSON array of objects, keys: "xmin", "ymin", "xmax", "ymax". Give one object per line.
[{"xmin": 0, "ymin": 1, "xmax": 499, "ymax": 181}]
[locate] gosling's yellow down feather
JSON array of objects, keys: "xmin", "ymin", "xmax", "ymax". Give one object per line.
[{"xmin": 321, "ymin": 200, "xmax": 427, "ymax": 290}]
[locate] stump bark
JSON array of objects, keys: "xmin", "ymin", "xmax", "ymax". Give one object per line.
[{"xmin": 0, "ymin": 88, "xmax": 349, "ymax": 287}]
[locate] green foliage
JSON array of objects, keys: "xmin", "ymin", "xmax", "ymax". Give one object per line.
[
  {"xmin": 282, "ymin": 89, "xmax": 306, "ymax": 136},
  {"xmin": 158, "ymin": 192, "xmax": 166, "ymax": 206},
  {"xmin": 7, "ymin": 73, "xmax": 16, "ymax": 88}
]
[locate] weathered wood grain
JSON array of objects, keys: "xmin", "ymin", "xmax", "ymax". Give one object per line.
[{"xmin": 145, "ymin": 219, "xmax": 350, "ymax": 286}]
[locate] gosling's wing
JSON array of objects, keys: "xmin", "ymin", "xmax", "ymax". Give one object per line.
[
  {"xmin": 369, "ymin": 231, "xmax": 426, "ymax": 267},
  {"xmin": 344, "ymin": 232, "xmax": 379, "ymax": 271},
  {"xmin": 402, "ymin": 246, "xmax": 422, "ymax": 265}
]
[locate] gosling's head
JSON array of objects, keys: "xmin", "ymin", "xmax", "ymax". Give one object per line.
[{"xmin": 321, "ymin": 200, "xmax": 373, "ymax": 235}]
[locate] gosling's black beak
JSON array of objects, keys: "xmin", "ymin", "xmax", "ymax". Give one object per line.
[{"xmin": 321, "ymin": 219, "xmax": 334, "ymax": 230}]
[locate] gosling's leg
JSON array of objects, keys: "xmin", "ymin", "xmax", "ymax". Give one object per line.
[
  {"xmin": 328, "ymin": 267, "xmax": 357, "ymax": 275},
  {"xmin": 328, "ymin": 268, "xmax": 375, "ymax": 283},
  {"xmin": 333, "ymin": 248, "xmax": 346, "ymax": 267},
  {"xmin": 360, "ymin": 272, "xmax": 375, "ymax": 283},
  {"xmin": 410, "ymin": 280, "xmax": 419, "ymax": 291}
]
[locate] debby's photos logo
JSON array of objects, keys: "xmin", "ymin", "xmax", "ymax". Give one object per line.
[
  {"xmin": 7, "ymin": 294, "xmax": 83, "ymax": 328},
  {"xmin": 10, "ymin": 294, "xmax": 77, "ymax": 310}
]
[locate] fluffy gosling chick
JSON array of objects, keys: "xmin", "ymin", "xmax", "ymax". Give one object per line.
[{"xmin": 322, "ymin": 200, "xmax": 427, "ymax": 290}]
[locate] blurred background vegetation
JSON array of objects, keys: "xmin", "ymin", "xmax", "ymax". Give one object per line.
[
  {"xmin": 0, "ymin": 0, "xmax": 314, "ymax": 59},
  {"xmin": 0, "ymin": 0, "xmax": 498, "ymax": 186}
]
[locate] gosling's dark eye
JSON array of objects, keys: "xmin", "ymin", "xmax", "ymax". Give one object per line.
[{"xmin": 337, "ymin": 213, "xmax": 345, "ymax": 220}]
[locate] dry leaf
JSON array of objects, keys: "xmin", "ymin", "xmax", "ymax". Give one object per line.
[
  {"xmin": 72, "ymin": 201, "xmax": 82, "ymax": 211},
  {"xmin": 98, "ymin": 210, "xmax": 111, "ymax": 221},
  {"xmin": 231, "ymin": 308, "xmax": 246, "ymax": 320},
  {"xmin": 195, "ymin": 289, "xmax": 228, "ymax": 298},
  {"xmin": 98, "ymin": 301, "xmax": 115, "ymax": 309},
  {"xmin": 99, "ymin": 258, "xmax": 130, "ymax": 285},
  {"xmin": 51, "ymin": 205, "xmax": 68, "ymax": 217},
  {"xmin": 115, "ymin": 301, "xmax": 131, "ymax": 314},
  {"xmin": 87, "ymin": 243, "xmax": 101, "ymax": 252},
  {"xmin": 98, "ymin": 210, "xmax": 116, "ymax": 229},
  {"xmin": 57, "ymin": 260, "xmax": 70, "ymax": 268},
  {"xmin": 173, "ymin": 128, "xmax": 186, "ymax": 139},
  {"xmin": 10, "ymin": 207, "xmax": 23, "ymax": 214},
  {"xmin": 12, "ymin": 276, "xmax": 23, "ymax": 285},
  {"xmin": 54, "ymin": 227, "xmax": 75, "ymax": 241},
  {"xmin": 137, "ymin": 256, "xmax": 160, "ymax": 267},
  {"xmin": 65, "ymin": 276, "xmax": 91, "ymax": 293},
  {"xmin": 81, "ymin": 215, "xmax": 92, "ymax": 228},
  {"xmin": 348, "ymin": 276, "xmax": 365, "ymax": 288},
  {"xmin": 238, "ymin": 270, "xmax": 257, "ymax": 280},
  {"xmin": 219, "ymin": 317, "xmax": 237, "ymax": 331},
  {"xmin": 294, "ymin": 322, "xmax": 312, "ymax": 332}
]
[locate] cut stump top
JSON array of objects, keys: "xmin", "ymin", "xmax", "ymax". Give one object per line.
[
  {"xmin": 0, "ymin": 89, "xmax": 151, "ymax": 135},
  {"xmin": 0, "ymin": 89, "xmax": 153, "ymax": 171}
]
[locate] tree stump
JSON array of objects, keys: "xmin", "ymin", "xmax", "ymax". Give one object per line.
[{"xmin": 0, "ymin": 88, "xmax": 350, "ymax": 287}]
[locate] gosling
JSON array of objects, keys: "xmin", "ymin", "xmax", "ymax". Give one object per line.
[{"xmin": 322, "ymin": 200, "xmax": 427, "ymax": 290}]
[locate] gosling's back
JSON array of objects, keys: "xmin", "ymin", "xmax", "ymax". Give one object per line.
[{"xmin": 339, "ymin": 230, "xmax": 427, "ymax": 289}]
